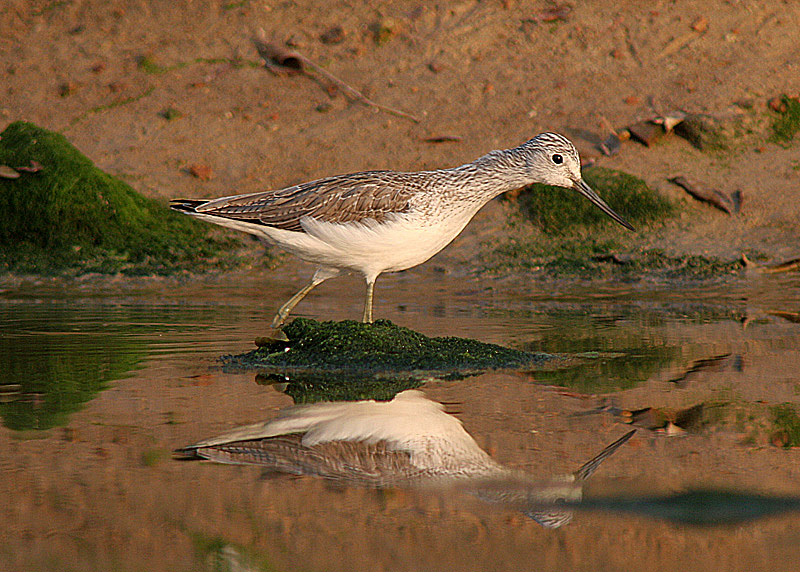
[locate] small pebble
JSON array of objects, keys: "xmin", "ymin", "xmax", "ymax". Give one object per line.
[
  {"xmin": 320, "ymin": 26, "xmax": 346, "ymax": 45},
  {"xmin": 628, "ymin": 121, "xmax": 663, "ymax": 146},
  {"xmin": 691, "ymin": 16, "xmax": 709, "ymax": 34},
  {"xmin": 188, "ymin": 164, "xmax": 214, "ymax": 181},
  {"xmin": 58, "ymin": 82, "xmax": 78, "ymax": 97},
  {"xmin": 0, "ymin": 165, "xmax": 20, "ymax": 179},
  {"xmin": 768, "ymin": 97, "xmax": 787, "ymax": 113}
]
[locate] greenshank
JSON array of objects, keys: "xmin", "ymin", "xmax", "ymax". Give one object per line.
[
  {"xmin": 176, "ymin": 390, "xmax": 635, "ymax": 528},
  {"xmin": 172, "ymin": 133, "xmax": 632, "ymax": 327}
]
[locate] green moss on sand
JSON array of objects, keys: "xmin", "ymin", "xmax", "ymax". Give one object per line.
[
  {"xmin": 769, "ymin": 95, "xmax": 800, "ymax": 146},
  {"xmin": 771, "ymin": 404, "xmax": 800, "ymax": 448},
  {"xmin": 488, "ymin": 166, "xmax": 742, "ymax": 279},
  {"xmin": 225, "ymin": 318, "xmax": 551, "ymax": 376},
  {"xmin": 517, "ymin": 166, "xmax": 674, "ymax": 235},
  {"xmin": 488, "ymin": 238, "xmax": 742, "ymax": 280},
  {"xmin": 0, "ymin": 121, "xmax": 238, "ymax": 274}
]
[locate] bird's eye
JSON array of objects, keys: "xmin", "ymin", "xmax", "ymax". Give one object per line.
[{"xmin": 552, "ymin": 154, "xmax": 563, "ymax": 165}]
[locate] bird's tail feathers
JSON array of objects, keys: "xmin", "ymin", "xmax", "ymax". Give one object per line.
[{"xmin": 170, "ymin": 199, "xmax": 208, "ymax": 213}]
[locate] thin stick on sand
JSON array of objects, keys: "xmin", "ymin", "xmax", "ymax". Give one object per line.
[{"xmin": 253, "ymin": 29, "xmax": 420, "ymax": 124}]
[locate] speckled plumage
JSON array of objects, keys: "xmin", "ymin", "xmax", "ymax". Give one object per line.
[{"xmin": 172, "ymin": 133, "xmax": 631, "ymax": 326}]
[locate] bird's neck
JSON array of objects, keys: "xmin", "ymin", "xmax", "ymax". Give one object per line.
[{"xmin": 449, "ymin": 146, "xmax": 532, "ymax": 202}]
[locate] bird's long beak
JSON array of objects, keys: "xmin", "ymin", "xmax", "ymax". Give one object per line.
[{"xmin": 572, "ymin": 178, "xmax": 634, "ymax": 231}]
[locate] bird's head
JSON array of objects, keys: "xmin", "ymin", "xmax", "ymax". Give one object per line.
[{"xmin": 524, "ymin": 133, "xmax": 634, "ymax": 231}]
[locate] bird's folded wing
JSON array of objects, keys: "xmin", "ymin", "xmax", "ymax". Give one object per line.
[{"xmin": 192, "ymin": 171, "xmax": 419, "ymax": 232}]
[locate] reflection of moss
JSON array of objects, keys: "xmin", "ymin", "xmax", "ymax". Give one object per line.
[
  {"xmin": 534, "ymin": 349, "xmax": 675, "ymax": 393},
  {"xmin": 141, "ymin": 448, "xmax": 169, "ymax": 467},
  {"xmin": 0, "ymin": 329, "xmax": 144, "ymax": 431},
  {"xmin": 520, "ymin": 305, "xmax": 741, "ymax": 393},
  {"xmin": 189, "ymin": 530, "xmax": 277, "ymax": 572},
  {"xmin": 771, "ymin": 404, "xmax": 800, "ymax": 448},
  {"xmin": 0, "ymin": 122, "xmax": 239, "ymax": 275},
  {"xmin": 257, "ymin": 371, "xmax": 424, "ymax": 404},
  {"xmin": 0, "ymin": 303, "xmax": 197, "ymax": 431},
  {"xmin": 226, "ymin": 318, "xmax": 551, "ymax": 375},
  {"xmin": 769, "ymin": 96, "xmax": 800, "ymax": 146},
  {"xmin": 525, "ymin": 324, "xmax": 679, "ymax": 393},
  {"xmin": 517, "ymin": 166, "xmax": 674, "ymax": 235}
]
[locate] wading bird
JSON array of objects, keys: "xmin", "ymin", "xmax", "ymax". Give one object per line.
[{"xmin": 172, "ymin": 133, "xmax": 632, "ymax": 328}]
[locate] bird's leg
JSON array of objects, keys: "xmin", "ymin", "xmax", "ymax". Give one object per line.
[
  {"xmin": 271, "ymin": 267, "xmax": 340, "ymax": 328},
  {"xmin": 362, "ymin": 277, "xmax": 377, "ymax": 323},
  {"xmin": 271, "ymin": 281, "xmax": 318, "ymax": 328}
]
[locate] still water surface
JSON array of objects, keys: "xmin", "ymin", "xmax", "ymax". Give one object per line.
[{"xmin": 2, "ymin": 271, "xmax": 800, "ymax": 571}]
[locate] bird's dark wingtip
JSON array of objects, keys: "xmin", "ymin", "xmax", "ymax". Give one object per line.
[{"xmin": 170, "ymin": 199, "xmax": 207, "ymax": 213}]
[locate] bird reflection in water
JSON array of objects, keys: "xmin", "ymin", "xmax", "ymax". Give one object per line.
[{"xmin": 177, "ymin": 390, "xmax": 634, "ymax": 528}]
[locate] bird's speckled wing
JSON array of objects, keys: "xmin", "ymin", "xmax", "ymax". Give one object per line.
[
  {"xmin": 186, "ymin": 171, "xmax": 421, "ymax": 232},
  {"xmin": 178, "ymin": 433, "xmax": 432, "ymax": 486}
]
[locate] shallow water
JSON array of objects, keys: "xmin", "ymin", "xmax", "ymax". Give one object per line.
[{"xmin": 2, "ymin": 270, "xmax": 800, "ymax": 571}]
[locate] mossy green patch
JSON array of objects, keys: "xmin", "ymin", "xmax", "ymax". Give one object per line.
[
  {"xmin": 137, "ymin": 55, "xmax": 170, "ymax": 75},
  {"xmin": 488, "ymin": 166, "xmax": 743, "ymax": 279},
  {"xmin": 0, "ymin": 121, "xmax": 239, "ymax": 275},
  {"xmin": 0, "ymin": 336, "xmax": 142, "ymax": 432},
  {"xmin": 225, "ymin": 318, "xmax": 551, "ymax": 378},
  {"xmin": 487, "ymin": 239, "xmax": 741, "ymax": 280},
  {"xmin": 770, "ymin": 403, "xmax": 800, "ymax": 448},
  {"xmin": 159, "ymin": 107, "xmax": 183, "ymax": 121},
  {"xmin": 769, "ymin": 95, "xmax": 800, "ymax": 146},
  {"xmin": 518, "ymin": 166, "xmax": 675, "ymax": 235}
]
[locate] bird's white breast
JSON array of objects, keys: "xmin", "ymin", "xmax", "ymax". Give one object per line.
[{"xmin": 190, "ymin": 189, "xmax": 485, "ymax": 278}]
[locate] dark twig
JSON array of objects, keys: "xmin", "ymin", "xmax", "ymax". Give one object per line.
[
  {"xmin": 669, "ymin": 176, "xmax": 740, "ymax": 215},
  {"xmin": 253, "ymin": 29, "xmax": 420, "ymax": 124}
]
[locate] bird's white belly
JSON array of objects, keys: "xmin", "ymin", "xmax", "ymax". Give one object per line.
[
  {"xmin": 191, "ymin": 205, "xmax": 478, "ymax": 277},
  {"xmin": 296, "ymin": 211, "xmax": 475, "ymax": 275}
]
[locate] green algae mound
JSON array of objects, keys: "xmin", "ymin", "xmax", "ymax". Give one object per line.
[
  {"xmin": 486, "ymin": 166, "xmax": 746, "ymax": 279},
  {"xmin": 225, "ymin": 318, "xmax": 551, "ymax": 377},
  {"xmin": 771, "ymin": 404, "xmax": 800, "ymax": 448},
  {"xmin": 517, "ymin": 166, "xmax": 675, "ymax": 235},
  {"xmin": 0, "ymin": 121, "xmax": 236, "ymax": 275},
  {"xmin": 769, "ymin": 95, "xmax": 800, "ymax": 146}
]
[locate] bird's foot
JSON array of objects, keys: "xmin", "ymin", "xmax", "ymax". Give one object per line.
[{"xmin": 254, "ymin": 328, "xmax": 289, "ymax": 347}]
